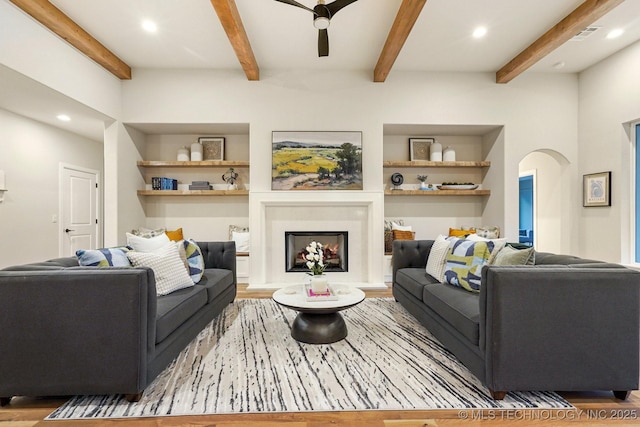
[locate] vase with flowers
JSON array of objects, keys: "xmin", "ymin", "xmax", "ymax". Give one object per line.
[
  {"xmin": 305, "ymin": 241, "xmax": 328, "ymax": 294},
  {"xmin": 417, "ymin": 174, "xmax": 429, "ymax": 190}
]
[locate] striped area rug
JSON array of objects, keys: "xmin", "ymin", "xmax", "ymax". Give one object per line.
[{"xmin": 47, "ymin": 298, "xmax": 572, "ymax": 419}]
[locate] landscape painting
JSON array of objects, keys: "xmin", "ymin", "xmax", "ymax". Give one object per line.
[{"xmin": 272, "ymin": 131, "xmax": 363, "ymax": 190}]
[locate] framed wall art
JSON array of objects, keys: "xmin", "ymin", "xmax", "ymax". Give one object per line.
[
  {"xmin": 409, "ymin": 138, "xmax": 434, "ymax": 161},
  {"xmin": 583, "ymin": 171, "xmax": 611, "ymax": 207},
  {"xmin": 271, "ymin": 131, "xmax": 362, "ymax": 190},
  {"xmin": 198, "ymin": 137, "xmax": 225, "ymax": 161}
]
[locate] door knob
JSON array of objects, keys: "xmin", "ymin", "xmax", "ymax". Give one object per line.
[{"xmin": 64, "ymin": 228, "xmax": 75, "ymax": 233}]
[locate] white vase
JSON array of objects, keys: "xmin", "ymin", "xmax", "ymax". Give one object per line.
[
  {"xmin": 190, "ymin": 142, "xmax": 203, "ymax": 161},
  {"xmin": 177, "ymin": 146, "xmax": 189, "ymax": 161},
  {"xmin": 443, "ymin": 146, "xmax": 456, "ymax": 162},
  {"xmin": 420, "ymin": 181, "xmax": 428, "ymax": 190},
  {"xmin": 430, "ymin": 140, "xmax": 442, "ymax": 162},
  {"xmin": 310, "ymin": 274, "xmax": 329, "ymax": 294}
]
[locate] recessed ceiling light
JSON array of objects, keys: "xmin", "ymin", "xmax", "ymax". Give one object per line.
[
  {"xmin": 57, "ymin": 114, "xmax": 71, "ymax": 122},
  {"xmin": 607, "ymin": 28, "xmax": 624, "ymax": 39},
  {"xmin": 472, "ymin": 26, "xmax": 487, "ymax": 39},
  {"xmin": 141, "ymin": 19, "xmax": 157, "ymax": 33}
]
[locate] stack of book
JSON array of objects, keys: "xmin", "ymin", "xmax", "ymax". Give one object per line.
[
  {"xmin": 152, "ymin": 177, "xmax": 178, "ymax": 190},
  {"xmin": 188, "ymin": 181, "xmax": 212, "ymax": 190}
]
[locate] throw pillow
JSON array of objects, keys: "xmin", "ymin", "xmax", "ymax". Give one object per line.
[
  {"xmin": 130, "ymin": 227, "xmax": 165, "ymax": 238},
  {"xmin": 76, "ymin": 247, "xmax": 131, "ymax": 267},
  {"xmin": 165, "ymin": 228, "xmax": 184, "ymax": 241},
  {"xmin": 229, "ymin": 224, "xmax": 249, "ymax": 240},
  {"xmin": 126, "ymin": 232, "xmax": 170, "ymax": 253},
  {"xmin": 476, "ymin": 226, "xmax": 500, "ymax": 239},
  {"xmin": 425, "ymin": 235, "xmax": 450, "ymax": 282},
  {"xmin": 391, "ymin": 222, "xmax": 412, "ymax": 232},
  {"xmin": 127, "ymin": 243, "xmax": 194, "ymax": 296},
  {"xmin": 443, "ymin": 239, "xmax": 494, "ymax": 293},
  {"xmin": 384, "ymin": 219, "xmax": 404, "ymax": 231},
  {"xmin": 232, "ymin": 230, "xmax": 250, "ymax": 253},
  {"xmin": 466, "ymin": 233, "xmax": 508, "ymax": 264},
  {"xmin": 449, "ymin": 228, "xmax": 476, "ymax": 238},
  {"xmin": 492, "ymin": 245, "xmax": 535, "ymax": 266},
  {"xmin": 183, "ymin": 239, "xmax": 205, "ymax": 283}
]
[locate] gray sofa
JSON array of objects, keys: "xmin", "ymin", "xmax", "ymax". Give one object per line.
[
  {"xmin": 0, "ymin": 241, "xmax": 236, "ymax": 406},
  {"xmin": 392, "ymin": 239, "xmax": 640, "ymax": 400}
]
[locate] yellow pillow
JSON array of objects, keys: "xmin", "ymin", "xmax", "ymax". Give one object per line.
[
  {"xmin": 449, "ymin": 228, "xmax": 476, "ymax": 238},
  {"xmin": 166, "ymin": 228, "xmax": 184, "ymax": 241}
]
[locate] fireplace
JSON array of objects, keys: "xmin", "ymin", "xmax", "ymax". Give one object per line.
[{"xmin": 285, "ymin": 231, "xmax": 348, "ymax": 273}]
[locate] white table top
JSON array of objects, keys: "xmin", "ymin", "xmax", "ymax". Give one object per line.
[{"xmin": 272, "ymin": 284, "xmax": 365, "ymax": 311}]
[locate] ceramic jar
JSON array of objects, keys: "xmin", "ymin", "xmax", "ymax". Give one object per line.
[
  {"xmin": 310, "ymin": 274, "xmax": 329, "ymax": 294},
  {"xmin": 177, "ymin": 146, "xmax": 190, "ymax": 161},
  {"xmin": 443, "ymin": 146, "xmax": 456, "ymax": 162},
  {"xmin": 430, "ymin": 140, "xmax": 442, "ymax": 162},
  {"xmin": 190, "ymin": 142, "xmax": 203, "ymax": 161}
]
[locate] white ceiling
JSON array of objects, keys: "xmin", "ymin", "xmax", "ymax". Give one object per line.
[{"xmin": 4, "ymin": 0, "xmax": 640, "ymax": 140}]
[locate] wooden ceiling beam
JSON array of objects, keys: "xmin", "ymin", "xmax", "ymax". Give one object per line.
[
  {"xmin": 210, "ymin": 0, "xmax": 259, "ymax": 81},
  {"xmin": 496, "ymin": 0, "xmax": 624, "ymax": 84},
  {"xmin": 373, "ymin": 0, "xmax": 427, "ymax": 83},
  {"xmin": 9, "ymin": 0, "xmax": 131, "ymax": 80}
]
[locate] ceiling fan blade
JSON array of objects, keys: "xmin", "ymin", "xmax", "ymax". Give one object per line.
[
  {"xmin": 273, "ymin": 0, "xmax": 315, "ymax": 14},
  {"xmin": 318, "ymin": 29, "xmax": 329, "ymax": 57},
  {"xmin": 326, "ymin": 0, "xmax": 358, "ymax": 17}
]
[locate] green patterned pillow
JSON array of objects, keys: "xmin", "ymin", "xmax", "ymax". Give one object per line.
[
  {"xmin": 443, "ymin": 239, "xmax": 494, "ymax": 292},
  {"xmin": 182, "ymin": 239, "xmax": 205, "ymax": 283}
]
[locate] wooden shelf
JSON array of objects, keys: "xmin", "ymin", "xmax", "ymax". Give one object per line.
[
  {"xmin": 383, "ymin": 160, "xmax": 490, "ymax": 168},
  {"xmin": 138, "ymin": 190, "xmax": 249, "ymax": 196},
  {"xmin": 384, "ymin": 189, "xmax": 491, "ymax": 196},
  {"xmin": 137, "ymin": 160, "xmax": 249, "ymax": 167}
]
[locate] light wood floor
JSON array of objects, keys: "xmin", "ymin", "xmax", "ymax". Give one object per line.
[{"xmin": 2, "ymin": 284, "xmax": 639, "ymax": 427}]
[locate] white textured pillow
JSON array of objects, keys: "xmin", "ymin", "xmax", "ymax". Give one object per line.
[
  {"xmin": 391, "ymin": 222, "xmax": 413, "ymax": 231},
  {"xmin": 466, "ymin": 233, "xmax": 507, "ymax": 264},
  {"xmin": 127, "ymin": 243, "xmax": 194, "ymax": 296},
  {"xmin": 426, "ymin": 235, "xmax": 450, "ymax": 282},
  {"xmin": 126, "ymin": 232, "xmax": 170, "ymax": 253},
  {"xmin": 232, "ymin": 231, "xmax": 250, "ymax": 252}
]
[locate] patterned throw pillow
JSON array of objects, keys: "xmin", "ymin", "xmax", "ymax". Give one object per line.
[
  {"xmin": 76, "ymin": 247, "xmax": 131, "ymax": 267},
  {"xmin": 131, "ymin": 227, "xmax": 166, "ymax": 238},
  {"xmin": 443, "ymin": 239, "xmax": 494, "ymax": 293},
  {"xmin": 425, "ymin": 235, "xmax": 450, "ymax": 282},
  {"xmin": 127, "ymin": 243, "xmax": 194, "ymax": 296},
  {"xmin": 228, "ymin": 225, "xmax": 249, "ymax": 240},
  {"xmin": 466, "ymin": 233, "xmax": 508, "ymax": 264},
  {"xmin": 183, "ymin": 239, "xmax": 205, "ymax": 283}
]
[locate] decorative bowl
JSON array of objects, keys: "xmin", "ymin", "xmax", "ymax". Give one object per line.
[{"xmin": 437, "ymin": 184, "xmax": 479, "ymax": 190}]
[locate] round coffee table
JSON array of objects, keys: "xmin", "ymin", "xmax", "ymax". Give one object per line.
[{"xmin": 272, "ymin": 285, "xmax": 365, "ymax": 344}]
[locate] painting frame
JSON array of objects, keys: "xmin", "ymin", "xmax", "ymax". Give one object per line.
[
  {"xmin": 409, "ymin": 138, "xmax": 435, "ymax": 161},
  {"xmin": 198, "ymin": 137, "xmax": 225, "ymax": 161},
  {"xmin": 271, "ymin": 131, "xmax": 363, "ymax": 191},
  {"xmin": 583, "ymin": 171, "xmax": 611, "ymax": 207}
]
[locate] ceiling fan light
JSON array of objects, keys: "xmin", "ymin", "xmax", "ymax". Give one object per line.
[{"xmin": 314, "ymin": 16, "xmax": 330, "ymax": 29}]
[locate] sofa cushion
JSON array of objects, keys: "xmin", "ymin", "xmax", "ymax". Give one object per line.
[
  {"xmin": 198, "ymin": 269, "xmax": 235, "ymax": 303},
  {"xmin": 156, "ymin": 285, "xmax": 207, "ymax": 344},
  {"xmin": 443, "ymin": 239, "xmax": 493, "ymax": 293},
  {"xmin": 394, "ymin": 268, "xmax": 440, "ymax": 301},
  {"xmin": 423, "ymin": 283, "xmax": 480, "ymax": 345}
]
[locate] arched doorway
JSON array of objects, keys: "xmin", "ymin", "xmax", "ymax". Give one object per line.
[{"xmin": 518, "ymin": 150, "xmax": 571, "ymax": 253}]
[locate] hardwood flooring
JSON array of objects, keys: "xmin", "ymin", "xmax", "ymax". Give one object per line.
[{"xmin": 2, "ymin": 284, "xmax": 639, "ymax": 427}]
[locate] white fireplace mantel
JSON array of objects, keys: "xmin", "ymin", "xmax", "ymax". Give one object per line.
[{"xmin": 248, "ymin": 191, "xmax": 385, "ymax": 289}]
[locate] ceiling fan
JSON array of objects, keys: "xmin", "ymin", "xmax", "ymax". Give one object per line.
[{"xmin": 274, "ymin": 0, "xmax": 359, "ymax": 57}]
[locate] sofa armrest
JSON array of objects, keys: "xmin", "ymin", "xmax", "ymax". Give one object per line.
[
  {"xmin": 0, "ymin": 267, "xmax": 157, "ymax": 396},
  {"xmin": 480, "ymin": 265, "xmax": 640, "ymax": 392},
  {"xmin": 391, "ymin": 240, "xmax": 433, "ymax": 284},
  {"xmin": 197, "ymin": 241, "xmax": 237, "ymax": 284}
]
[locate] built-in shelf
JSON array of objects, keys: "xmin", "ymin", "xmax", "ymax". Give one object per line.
[
  {"xmin": 383, "ymin": 160, "xmax": 490, "ymax": 168},
  {"xmin": 137, "ymin": 190, "xmax": 249, "ymax": 196},
  {"xmin": 137, "ymin": 160, "xmax": 250, "ymax": 167},
  {"xmin": 384, "ymin": 189, "xmax": 490, "ymax": 196}
]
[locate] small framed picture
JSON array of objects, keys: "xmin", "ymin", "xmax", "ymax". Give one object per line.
[
  {"xmin": 199, "ymin": 137, "xmax": 225, "ymax": 161},
  {"xmin": 583, "ymin": 171, "xmax": 611, "ymax": 207},
  {"xmin": 409, "ymin": 138, "xmax": 434, "ymax": 161}
]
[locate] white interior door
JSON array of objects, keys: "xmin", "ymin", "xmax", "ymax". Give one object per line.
[{"xmin": 60, "ymin": 165, "xmax": 99, "ymax": 256}]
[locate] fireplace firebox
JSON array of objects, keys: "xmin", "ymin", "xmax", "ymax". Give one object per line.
[{"xmin": 285, "ymin": 231, "xmax": 348, "ymax": 273}]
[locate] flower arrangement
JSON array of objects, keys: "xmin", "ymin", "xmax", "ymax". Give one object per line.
[
  {"xmin": 417, "ymin": 174, "xmax": 428, "ymax": 183},
  {"xmin": 305, "ymin": 241, "xmax": 326, "ymax": 275}
]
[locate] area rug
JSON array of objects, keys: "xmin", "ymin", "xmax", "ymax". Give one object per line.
[{"xmin": 47, "ymin": 298, "xmax": 572, "ymax": 419}]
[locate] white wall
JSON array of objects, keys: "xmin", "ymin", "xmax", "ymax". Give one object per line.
[
  {"xmin": 118, "ymin": 69, "xmax": 579, "ymax": 247},
  {"xmin": 0, "ymin": 108, "xmax": 103, "ymax": 267},
  {"xmin": 578, "ymin": 39, "xmax": 640, "ymax": 262}
]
